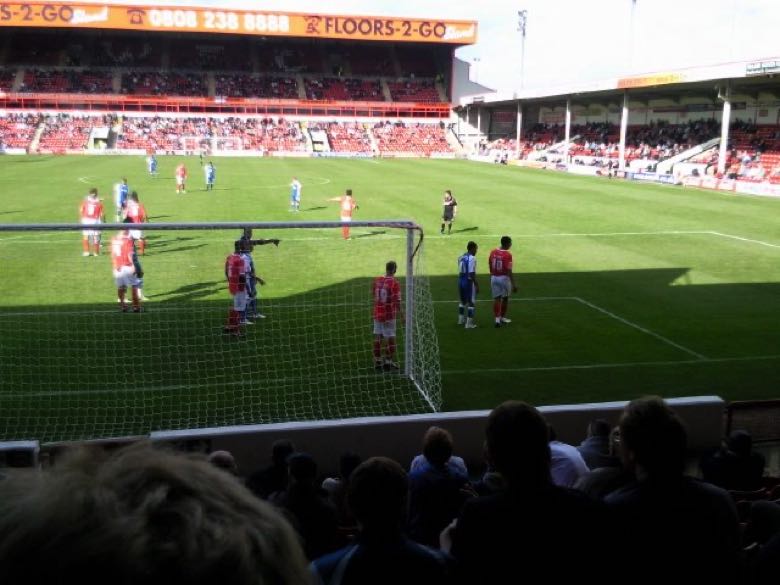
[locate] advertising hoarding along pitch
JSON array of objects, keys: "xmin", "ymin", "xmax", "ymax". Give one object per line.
[{"xmin": 0, "ymin": 2, "xmax": 477, "ymax": 44}]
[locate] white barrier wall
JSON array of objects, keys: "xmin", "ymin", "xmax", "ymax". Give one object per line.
[{"xmin": 151, "ymin": 396, "xmax": 726, "ymax": 478}]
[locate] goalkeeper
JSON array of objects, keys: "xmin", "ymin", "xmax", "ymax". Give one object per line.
[{"xmin": 238, "ymin": 229, "xmax": 280, "ymax": 321}]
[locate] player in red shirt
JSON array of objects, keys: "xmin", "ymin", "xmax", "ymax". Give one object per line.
[
  {"xmin": 224, "ymin": 240, "xmax": 247, "ymax": 335},
  {"xmin": 488, "ymin": 236, "xmax": 517, "ymax": 328},
  {"xmin": 372, "ymin": 260, "xmax": 402, "ymax": 369},
  {"xmin": 125, "ymin": 191, "xmax": 148, "ymax": 255},
  {"xmin": 111, "ymin": 227, "xmax": 141, "ymax": 312},
  {"xmin": 175, "ymin": 163, "xmax": 188, "ymax": 194},
  {"xmin": 79, "ymin": 188, "xmax": 104, "ymax": 257},
  {"xmin": 327, "ymin": 189, "xmax": 359, "ymax": 240}
]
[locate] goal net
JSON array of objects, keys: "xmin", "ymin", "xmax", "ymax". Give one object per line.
[{"xmin": 0, "ymin": 221, "xmax": 441, "ymax": 443}]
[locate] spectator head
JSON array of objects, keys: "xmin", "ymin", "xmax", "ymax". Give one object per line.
[
  {"xmin": 587, "ymin": 419, "xmax": 612, "ymax": 439},
  {"xmin": 271, "ymin": 439, "xmax": 294, "ymax": 467},
  {"xmin": 0, "ymin": 443, "xmax": 308, "ymax": 585},
  {"xmin": 287, "ymin": 452, "xmax": 317, "ymax": 487},
  {"xmin": 727, "ymin": 430, "xmax": 752, "ymax": 458},
  {"xmin": 619, "ymin": 396, "xmax": 687, "ymax": 478},
  {"xmin": 208, "ymin": 449, "xmax": 238, "ymax": 476},
  {"xmin": 485, "ymin": 401, "xmax": 551, "ymax": 487},
  {"xmin": 338, "ymin": 451, "xmax": 362, "ymax": 481},
  {"xmin": 348, "ymin": 457, "xmax": 407, "ymax": 533},
  {"xmin": 421, "ymin": 426, "xmax": 454, "ymax": 468},
  {"xmin": 500, "ymin": 236, "xmax": 512, "ymax": 250}
]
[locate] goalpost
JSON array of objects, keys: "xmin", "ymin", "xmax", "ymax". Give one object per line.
[{"xmin": 0, "ymin": 221, "xmax": 441, "ymax": 443}]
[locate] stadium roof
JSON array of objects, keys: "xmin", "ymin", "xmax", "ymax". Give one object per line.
[
  {"xmin": 0, "ymin": 1, "xmax": 477, "ymax": 45},
  {"xmin": 460, "ymin": 56, "xmax": 780, "ymax": 107}
]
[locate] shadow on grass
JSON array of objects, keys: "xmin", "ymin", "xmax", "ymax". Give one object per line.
[
  {"xmin": 354, "ymin": 230, "xmax": 387, "ymax": 239},
  {"xmin": 451, "ymin": 226, "xmax": 479, "ymax": 234}
]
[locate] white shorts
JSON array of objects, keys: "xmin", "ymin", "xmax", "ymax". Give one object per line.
[
  {"xmin": 114, "ymin": 266, "xmax": 139, "ymax": 288},
  {"xmin": 176, "ymin": 176, "xmax": 185, "ymax": 186},
  {"xmin": 129, "ymin": 229, "xmax": 143, "ymax": 240},
  {"xmin": 81, "ymin": 218, "xmax": 101, "ymax": 237},
  {"xmin": 341, "ymin": 216, "xmax": 352, "ymax": 223},
  {"xmin": 232, "ymin": 290, "xmax": 247, "ymax": 311},
  {"xmin": 491, "ymin": 275, "xmax": 512, "ymax": 298},
  {"xmin": 373, "ymin": 319, "xmax": 396, "ymax": 337}
]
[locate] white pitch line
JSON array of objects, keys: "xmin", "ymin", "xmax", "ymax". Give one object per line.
[
  {"xmin": 573, "ymin": 297, "xmax": 707, "ymax": 360},
  {"xmin": 442, "ymin": 354, "xmax": 780, "ymax": 375},
  {"xmin": 707, "ymin": 231, "xmax": 780, "ymax": 250},
  {"xmin": 77, "ymin": 176, "xmax": 94, "ymax": 184}
]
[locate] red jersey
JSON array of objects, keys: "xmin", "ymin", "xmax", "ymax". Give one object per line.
[
  {"xmin": 125, "ymin": 200, "xmax": 147, "ymax": 223},
  {"xmin": 372, "ymin": 275, "xmax": 401, "ymax": 321},
  {"xmin": 80, "ymin": 197, "xmax": 103, "ymax": 221},
  {"xmin": 488, "ymin": 248, "xmax": 513, "ymax": 276},
  {"xmin": 225, "ymin": 253, "xmax": 246, "ymax": 294},
  {"xmin": 176, "ymin": 165, "xmax": 187, "ymax": 179},
  {"xmin": 110, "ymin": 234, "xmax": 134, "ymax": 270}
]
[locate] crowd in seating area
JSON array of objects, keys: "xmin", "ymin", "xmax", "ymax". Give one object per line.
[
  {"xmin": 37, "ymin": 114, "xmax": 108, "ymax": 152},
  {"xmin": 305, "ymin": 77, "xmax": 383, "ymax": 101},
  {"xmin": 310, "ymin": 121, "xmax": 373, "ymax": 152},
  {"xmin": 117, "ymin": 117, "xmax": 213, "ymax": 152},
  {"xmin": 214, "ymin": 74, "xmax": 299, "ymax": 99},
  {"xmin": 19, "ymin": 69, "xmax": 114, "ymax": 93},
  {"xmin": 0, "ymin": 113, "xmax": 41, "ymax": 150},
  {"xmin": 0, "ymin": 68, "xmax": 15, "ymax": 92},
  {"xmin": 212, "ymin": 117, "xmax": 307, "ymax": 152},
  {"xmin": 121, "ymin": 72, "xmax": 206, "ymax": 96},
  {"xmin": 0, "ymin": 396, "xmax": 777, "ymax": 584},
  {"xmin": 387, "ymin": 80, "xmax": 441, "ymax": 103},
  {"xmin": 373, "ymin": 121, "xmax": 453, "ymax": 155}
]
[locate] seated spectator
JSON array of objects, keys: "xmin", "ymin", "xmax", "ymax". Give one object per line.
[
  {"xmin": 246, "ymin": 438, "xmax": 294, "ymax": 499},
  {"xmin": 444, "ymin": 401, "xmax": 607, "ymax": 584},
  {"xmin": 0, "ymin": 443, "xmax": 309, "ymax": 585},
  {"xmin": 574, "ymin": 426, "xmax": 632, "ymax": 499},
  {"xmin": 311, "ymin": 457, "xmax": 453, "ymax": 584},
  {"xmin": 605, "ymin": 397, "xmax": 740, "ymax": 585},
  {"xmin": 269, "ymin": 452, "xmax": 338, "ymax": 560},
  {"xmin": 409, "ymin": 426, "xmax": 468, "ymax": 477},
  {"xmin": 700, "ymin": 429, "xmax": 766, "ymax": 491},
  {"xmin": 208, "ymin": 449, "xmax": 239, "ymax": 476},
  {"xmin": 407, "ymin": 426, "xmax": 470, "ymax": 547},
  {"xmin": 549, "ymin": 424, "xmax": 590, "ymax": 487},
  {"xmin": 577, "ymin": 418, "xmax": 620, "ymax": 469},
  {"xmin": 471, "ymin": 441, "xmax": 507, "ymax": 496},
  {"xmin": 322, "ymin": 451, "xmax": 362, "ymax": 527}
]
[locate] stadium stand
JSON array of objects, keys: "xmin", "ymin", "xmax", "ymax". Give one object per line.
[
  {"xmin": 37, "ymin": 114, "xmax": 101, "ymax": 152},
  {"xmin": 387, "ymin": 79, "xmax": 441, "ymax": 103},
  {"xmin": 313, "ymin": 121, "xmax": 373, "ymax": 153},
  {"xmin": 19, "ymin": 69, "xmax": 114, "ymax": 94},
  {"xmin": 304, "ymin": 77, "xmax": 383, "ymax": 101},
  {"xmin": 169, "ymin": 38, "xmax": 253, "ymax": 71},
  {"xmin": 0, "ymin": 68, "xmax": 15, "ymax": 92},
  {"xmin": 372, "ymin": 121, "xmax": 453, "ymax": 155},
  {"xmin": 121, "ymin": 72, "xmax": 206, "ymax": 96},
  {"xmin": 0, "ymin": 113, "xmax": 40, "ymax": 150},
  {"xmin": 214, "ymin": 74, "xmax": 299, "ymax": 99}
]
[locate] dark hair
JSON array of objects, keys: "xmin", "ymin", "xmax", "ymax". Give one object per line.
[
  {"xmin": 271, "ymin": 440, "xmax": 295, "ymax": 467},
  {"xmin": 467, "ymin": 241, "xmax": 477, "ymax": 252},
  {"xmin": 346, "ymin": 189, "xmax": 352, "ymax": 196},
  {"xmin": 589, "ymin": 419, "xmax": 612, "ymax": 438},
  {"xmin": 287, "ymin": 453, "xmax": 317, "ymax": 484},
  {"xmin": 339, "ymin": 452, "xmax": 362, "ymax": 480},
  {"xmin": 89, "ymin": 188, "xmax": 98, "ymax": 196},
  {"xmin": 486, "ymin": 401, "xmax": 550, "ymax": 485},
  {"xmin": 500, "ymin": 236, "xmax": 512, "ymax": 248},
  {"xmin": 386, "ymin": 260, "xmax": 397, "ymax": 274},
  {"xmin": 445, "ymin": 190, "xmax": 452, "ymax": 196},
  {"xmin": 129, "ymin": 191, "xmax": 138, "ymax": 201},
  {"xmin": 348, "ymin": 457, "xmax": 407, "ymax": 529},
  {"xmin": 727, "ymin": 430, "xmax": 752, "ymax": 457},
  {"xmin": 619, "ymin": 396, "xmax": 687, "ymax": 476},
  {"xmin": 422, "ymin": 427, "xmax": 454, "ymax": 467}
]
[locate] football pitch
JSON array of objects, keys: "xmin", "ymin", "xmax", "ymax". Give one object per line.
[{"xmin": 1, "ymin": 155, "xmax": 778, "ymax": 442}]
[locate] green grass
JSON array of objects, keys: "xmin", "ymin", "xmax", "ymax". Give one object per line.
[{"xmin": 0, "ymin": 155, "xmax": 778, "ymax": 442}]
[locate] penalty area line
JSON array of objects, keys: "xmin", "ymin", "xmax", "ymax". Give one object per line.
[{"xmin": 442, "ymin": 354, "xmax": 780, "ymax": 375}]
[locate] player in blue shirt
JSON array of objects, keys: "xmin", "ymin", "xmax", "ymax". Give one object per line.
[
  {"xmin": 458, "ymin": 241, "xmax": 479, "ymax": 329},
  {"xmin": 289, "ymin": 177, "xmax": 301, "ymax": 212},
  {"xmin": 147, "ymin": 154, "xmax": 158, "ymax": 177},
  {"xmin": 114, "ymin": 178, "xmax": 129, "ymax": 222},
  {"xmin": 205, "ymin": 162, "xmax": 216, "ymax": 191}
]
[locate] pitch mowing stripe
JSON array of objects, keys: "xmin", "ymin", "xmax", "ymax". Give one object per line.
[
  {"xmin": 0, "ymin": 229, "xmax": 715, "ymax": 244},
  {"xmin": 3, "ymin": 354, "xmax": 778, "ymax": 398},
  {"xmin": 442, "ymin": 354, "xmax": 780, "ymax": 375},
  {"xmin": 572, "ymin": 297, "xmax": 707, "ymax": 360}
]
